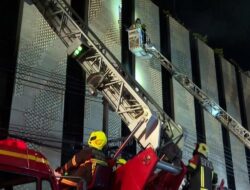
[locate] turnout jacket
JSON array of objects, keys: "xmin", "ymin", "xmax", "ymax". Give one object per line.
[
  {"xmin": 60, "ymin": 146, "xmax": 107, "ymax": 186},
  {"xmin": 187, "ymin": 153, "xmax": 217, "ymax": 190}
]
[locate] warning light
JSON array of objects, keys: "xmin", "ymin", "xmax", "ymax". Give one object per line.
[{"xmin": 73, "ymin": 46, "xmax": 83, "ymax": 57}]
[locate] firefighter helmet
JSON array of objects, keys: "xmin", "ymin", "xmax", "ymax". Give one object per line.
[
  {"xmin": 88, "ymin": 131, "xmax": 107, "ymax": 150},
  {"xmin": 195, "ymin": 143, "xmax": 208, "ymax": 157}
]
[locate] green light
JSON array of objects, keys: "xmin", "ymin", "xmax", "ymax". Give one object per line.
[{"xmin": 73, "ymin": 46, "xmax": 83, "ymax": 57}]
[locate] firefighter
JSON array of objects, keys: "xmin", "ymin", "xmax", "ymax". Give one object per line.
[
  {"xmin": 185, "ymin": 143, "xmax": 218, "ymax": 190},
  {"xmin": 135, "ymin": 18, "xmax": 147, "ymax": 45},
  {"xmin": 55, "ymin": 131, "xmax": 108, "ymax": 187}
]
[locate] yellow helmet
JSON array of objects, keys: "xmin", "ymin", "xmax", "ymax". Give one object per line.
[
  {"xmin": 195, "ymin": 143, "xmax": 208, "ymax": 157},
  {"xmin": 88, "ymin": 131, "xmax": 107, "ymax": 150}
]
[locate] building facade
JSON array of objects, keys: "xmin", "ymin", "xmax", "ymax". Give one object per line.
[{"xmin": 1, "ymin": 0, "xmax": 249, "ymax": 189}]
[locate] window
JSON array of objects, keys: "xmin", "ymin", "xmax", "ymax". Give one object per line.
[
  {"xmin": 0, "ymin": 170, "xmax": 37, "ymax": 189},
  {"xmin": 42, "ymin": 180, "xmax": 52, "ymax": 190}
]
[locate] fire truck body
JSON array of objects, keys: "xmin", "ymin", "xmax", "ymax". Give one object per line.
[
  {"xmin": 0, "ymin": 138, "xmax": 186, "ymax": 190},
  {"xmin": 0, "ymin": 138, "xmax": 58, "ymax": 190}
]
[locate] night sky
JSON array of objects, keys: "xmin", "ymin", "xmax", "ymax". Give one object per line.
[{"xmin": 153, "ymin": 0, "xmax": 250, "ymax": 71}]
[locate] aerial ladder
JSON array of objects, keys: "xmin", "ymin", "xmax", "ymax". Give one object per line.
[
  {"xmin": 30, "ymin": 0, "xmax": 250, "ymax": 188},
  {"xmin": 31, "ymin": 0, "xmax": 184, "ymax": 168},
  {"xmin": 128, "ymin": 27, "xmax": 250, "ymax": 149},
  {"xmin": 2, "ymin": 0, "xmax": 245, "ymax": 189}
]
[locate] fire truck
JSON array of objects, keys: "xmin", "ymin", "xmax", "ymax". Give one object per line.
[
  {"xmin": 0, "ymin": 138, "xmax": 61, "ymax": 190},
  {"xmin": 0, "ymin": 138, "xmax": 187, "ymax": 190},
  {"xmin": 0, "ymin": 0, "xmax": 249, "ymax": 189}
]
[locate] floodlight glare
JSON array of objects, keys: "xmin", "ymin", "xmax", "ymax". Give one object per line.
[{"xmin": 211, "ymin": 105, "xmax": 220, "ymax": 117}]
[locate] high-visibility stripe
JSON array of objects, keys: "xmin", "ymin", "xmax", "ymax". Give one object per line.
[
  {"xmin": 189, "ymin": 162, "xmax": 197, "ymax": 169},
  {"xmin": 0, "ymin": 149, "xmax": 48, "ymax": 164},
  {"xmin": 72, "ymin": 155, "xmax": 77, "ymax": 166},
  {"xmin": 78, "ymin": 158, "xmax": 108, "ymax": 175},
  {"xmin": 61, "ymin": 178, "xmax": 78, "ymax": 187},
  {"xmin": 91, "ymin": 161, "xmax": 96, "ymax": 175},
  {"xmin": 90, "ymin": 158, "xmax": 107, "ymax": 166},
  {"xmin": 80, "ymin": 160, "xmax": 91, "ymax": 167},
  {"xmin": 201, "ymin": 166, "xmax": 205, "ymax": 188},
  {"xmin": 79, "ymin": 158, "xmax": 107, "ymax": 167}
]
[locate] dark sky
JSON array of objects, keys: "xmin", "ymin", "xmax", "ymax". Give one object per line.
[{"xmin": 152, "ymin": 0, "xmax": 250, "ymax": 71}]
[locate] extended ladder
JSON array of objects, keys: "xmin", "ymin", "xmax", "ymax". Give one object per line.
[
  {"xmin": 146, "ymin": 46, "xmax": 250, "ymax": 149},
  {"xmin": 31, "ymin": 0, "xmax": 183, "ymax": 160}
]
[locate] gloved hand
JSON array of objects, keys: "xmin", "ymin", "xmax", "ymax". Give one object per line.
[
  {"xmin": 55, "ymin": 167, "xmax": 64, "ymax": 174},
  {"xmin": 55, "ymin": 167, "xmax": 69, "ymax": 176},
  {"xmin": 54, "ymin": 170, "xmax": 62, "ymax": 177}
]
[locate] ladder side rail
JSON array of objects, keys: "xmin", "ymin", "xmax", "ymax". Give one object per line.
[
  {"xmin": 33, "ymin": 0, "xmax": 151, "ymax": 113},
  {"xmin": 149, "ymin": 48, "xmax": 250, "ymax": 149},
  {"xmin": 33, "ymin": 0, "xmax": 172, "ymax": 122},
  {"xmin": 80, "ymin": 54, "xmax": 183, "ymax": 151},
  {"xmin": 32, "ymin": 0, "xmax": 164, "ymax": 149},
  {"xmin": 32, "ymin": 0, "xmax": 184, "ymax": 148},
  {"xmin": 177, "ymin": 74, "xmax": 250, "ymax": 148},
  {"xmin": 68, "ymin": 1, "xmax": 168, "ymax": 123},
  {"xmin": 81, "ymin": 55, "xmax": 145, "ymax": 124}
]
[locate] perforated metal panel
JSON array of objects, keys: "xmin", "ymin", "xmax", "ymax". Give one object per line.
[
  {"xmin": 197, "ymin": 39, "xmax": 227, "ymax": 185},
  {"xmin": 88, "ymin": 0, "xmax": 103, "ymax": 22},
  {"xmin": 87, "ymin": 0, "xmax": 122, "ymax": 139},
  {"xmin": 9, "ymin": 2, "xmax": 67, "ymax": 168},
  {"xmin": 169, "ymin": 17, "xmax": 196, "ymax": 163},
  {"xmin": 241, "ymin": 73, "xmax": 250, "ymax": 131},
  {"xmin": 83, "ymin": 94, "xmax": 103, "ymax": 142},
  {"xmin": 135, "ymin": 0, "xmax": 162, "ymax": 108},
  {"xmin": 221, "ymin": 57, "xmax": 249, "ymax": 189},
  {"xmin": 16, "ymin": 3, "xmax": 58, "ymax": 94},
  {"xmin": 169, "ymin": 17, "xmax": 192, "ymax": 78},
  {"xmin": 88, "ymin": 0, "xmax": 121, "ymax": 60}
]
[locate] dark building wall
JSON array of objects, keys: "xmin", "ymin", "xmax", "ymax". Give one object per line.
[
  {"xmin": 121, "ymin": 0, "xmax": 136, "ymax": 155},
  {"xmin": 239, "ymin": 71, "xmax": 250, "ymax": 181},
  {"xmin": 134, "ymin": 0, "xmax": 163, "ymax": 110},
  {"xmin": 85, "ymin": 0, "xmax": 122, "ymax": 141},
  {"xmin": 9, "ymin": 2, "xmax": 67, "ymax": 168},
  {"xmin": 220, "ymin": 57, "xmax": 249, "ymax": 189},
  {"xmin": 5, "ymin": 1, "xmax": 249, "ymax": 188},
  {"xmin": 61, "ymin": 0, "xmax": 87, "ymax": 164},
  {"xmin": 241, "ymin": 73, "xmax": 250, "ymax": 131},
  {"xmin": 168, "ymin": 16, "xmax": 196, "ymax": 163},
  {"xmin": 134, "ymin": 0, "xmax": 162, "ymax": 153},
  {"xmin": 196, "ymin": 39, "xmax": 227, "ymax": 185},
  {"xmin": 0, "ymin": 1, "xmax": 23, "ymax": 139}
]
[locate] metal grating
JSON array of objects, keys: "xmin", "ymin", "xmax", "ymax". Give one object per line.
[
  {"xmin": 241, "ymin": 73, "xmax": 250, "ymax": 131},
  {"xmin": 108, "ymin": 111, "xmax": 122, "ymax": 140},
  {"xmin": 16, "ymin": 5, "xmax": 57, "ymax": 96},
  {"xmin": 135, "ymin": 0, "xmax": 162, "ymax": 108},
  {"xmin": 197, "ymin": 39, "xmax": 227, "ymax": 185},
  {"xmin": 9, "ymin": 2, "xmax": 67, "ymax": 169},
  {"xmin": 169, "ymin": 16, "xmax": 196, "ymax": 163},
  {"xmin": 221, "ymin": 57, "xmax": 249, "ymax": 188},
  {"xmin": 83, "ymin": 94, "xmax": 103, "ymax": 142},
  {"xmin": 88, "ymin": 0, "xmax": 103, "ymax": 23},
  {"xmin": 87, "ymin": 0, "xmax": 122, "ymax": 139},
  {"xmin": 169, "ymin": 17, "xmax": 192, "ymax": 79}
]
